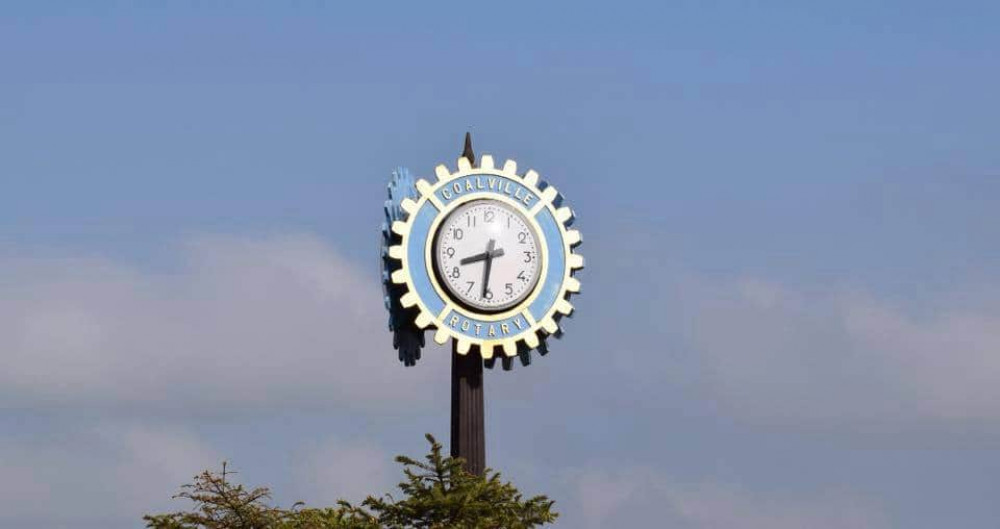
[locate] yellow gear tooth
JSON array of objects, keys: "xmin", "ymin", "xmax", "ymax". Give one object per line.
[
  {"xmin": 434, "ymin": 328, "xmax": 449, "ymax": 344},
  {"xmin": 502, "ymin": 159, "xmax": 518, "ymax": 174},
  {"xmin": 391, "ymin": 270, "xmax": 407, "ymax": 284},
  {"xmin": 568, "ymin": 253, "xmax": 585, "ymax": 270},
  {"xmin": 400, "ymin": 292, "xmax": 419, "ymax": 308},
  {"xmin": 415, "ymin": 311, "xmax": 433, "ymax": 328},
  {"xmin": 523, "ymin": 169, "xmax": 539, "ymax": 186},
  {"xmin": 400, "ymin": 198, "xmax": 418, "ymax": 215},
  {"xmin": 539, "ymin": 185, "xmax": 558, "ymax": 204},
  {"xmin": 391, "ymin": 221, "xmax": 409, "ymax": 236},
  {"xmin": 565, "ymin": 276, "xmax": 581, "ymax": 293},
  {"xmin": 502, "ymin": 341, "xmax": 517, "ymax": 357},
  {"xmin": 555, "ymin": 299, "xmax": 574, "ymax": 315},
  {"xmin": 479, "ymin": 154, "xmax": 495, "ymax": 170},
  {"xmin": 565, "ymin": 229, "xmax": 582, "ymax": 246},
  {"xmin": 457, "ymin": 157, "xmax": 472, "ymax": 172},
  {"xmin": 456, "ymin": 340, "xmax": 471, "ymax": 355},
  {"xmin": 480, "ymin": 343, "xmax": 494, "ymax": 358},
  {"xmin": 434, "ymin": 165, "xmax": 450, "ymax": 181},
  {"xmin": 555, "ymin": 207, "xmax": 573, "ymax": 224},
  {"xmin": 524, "ymin": 333, "xmax": 540, "ymax": 349},
  {"xmin": 541, "ymin": 317, "xmax": 559, "ymax": 335},
  {"xmin": 388, "ymin": 245, "xmax": 404, "ymax": 260},
  {"xmin": 416, "ymin": 179, "xmax": 434, "ymax": 195}
]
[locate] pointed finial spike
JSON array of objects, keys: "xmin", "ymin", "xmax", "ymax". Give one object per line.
[{"xmin": 461, "ymin": 132, "xmax": 476, "ymax": 165}]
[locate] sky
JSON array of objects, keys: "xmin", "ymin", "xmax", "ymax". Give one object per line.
[{"xmin": 1, "ymin": 1, "xmax": 999, "ymax": 527}]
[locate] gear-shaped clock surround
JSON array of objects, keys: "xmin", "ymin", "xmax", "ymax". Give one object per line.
[{"xmin": 387, "ymin": 155, "xmax": 583, "ymax": 359}]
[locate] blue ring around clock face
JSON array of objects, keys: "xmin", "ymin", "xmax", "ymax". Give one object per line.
[{"xmin": 404, "ymin": 172, "xmax": 568, "ymax": 341}]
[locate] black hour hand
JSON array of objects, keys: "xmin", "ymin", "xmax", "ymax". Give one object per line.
[{"xmin": 460, "ymin": 248, "xmax": 505, "ymax": 265}]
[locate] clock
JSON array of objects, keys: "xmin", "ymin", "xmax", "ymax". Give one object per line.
[
  {"xmin": 434, "ymin": 199, "xmax": 542, "ymax": 312},
  {"xmin": 385, "ymin": 153, "xmax": 583, "ymax": 359}
]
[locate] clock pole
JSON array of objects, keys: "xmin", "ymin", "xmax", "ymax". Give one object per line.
[
  {"xmin": 450, "ymin": 132, "xmax": 486, "ymax": 476},
  {"xmin": 384, "ymin": 132, "xmax": 582, "ymax": 475}
]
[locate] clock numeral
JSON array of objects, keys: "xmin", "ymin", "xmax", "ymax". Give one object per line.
[
  {"xmin": 465, "ymin": 281, "xmax": 475, "ymax": 294},
  {"xmin": 452, "ymin": 228, "xmax": 464, "ymax": 240},
  {"xmin": 517, "ymin": 270, "xmax": 528, "ymax": 282},
  {"xmin": 507, "ymin": 215, "xmax": 511, "ymax": 228},
  {"xmin": 484, "ymin": 210, "xmax": 495, "ymax": 223},
  {"xmin": 450, "ymin": 267, "xmax": 461, "ymax": 279},
  {"xmin": 505, "ymin": 283, "xmax": 513, "ymax": 295},
  {"xmin": 446, "ymin": 247, "xmax": 455, "ymax": 258},
  {"xmin": 483, "ymin": 289, "xmax": 494, "ymax": 300},
  {"xmin": 523, "ymin": 251, "xmax": 533, "ymax": 263},
  {"xmin": 467, "ymin": 215, "xmax": 476, "ymax": 227},
  {"xmin": 518, "ymin": 232, "xmax": 528, "ymax": 244}
]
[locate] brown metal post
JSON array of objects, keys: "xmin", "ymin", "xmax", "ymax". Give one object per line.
[
  {"xmin": 451, "ymin": 341, "xmax": 485, "ymax": 475},
  {"xmin": 450, "ymin": 132, "xmax": 486, "ymax": 475}
]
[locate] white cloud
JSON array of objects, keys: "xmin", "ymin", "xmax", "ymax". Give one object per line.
[
  {"xmin": 0, "ymin": 234, "xmax": 441, "ymax": 412},
  {"xmin": 291, "ymin": 436, "xmax": 393, "ymax": 505},
  {"xmin": 0, "ymin": 422, "xmax": 218, "ymax": 528},
  {"xmin": 683, "ymin": 277, "xmax": 1000, "ymax": 428},
  {"xmin": 0, "ymin": 420, "xmax": 400, "ymax": 528},
  {"xmin": 576, "ymin": 468, "xmax": 638, "ymax": 524},
  {"xmin": 570, "ymin": 468, "xmax": 890, "ymax": 529},
  {"xmin": 664, "ymin": 481, "xmax": 888, "ymax": 529}
]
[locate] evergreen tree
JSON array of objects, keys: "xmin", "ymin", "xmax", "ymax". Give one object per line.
[{"xmin": 145, "ymin": 434, "xmax": 557, "ymax": 529}]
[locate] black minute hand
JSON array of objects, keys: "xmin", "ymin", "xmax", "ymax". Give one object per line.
[{"xmin": 481, "ymin": 239, "xmax": 495, "ymax": 299}]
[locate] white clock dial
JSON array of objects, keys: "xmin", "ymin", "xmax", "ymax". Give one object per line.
[{"xmin": 434, "ymin": 199, "xmax": 542, "ymax": 312}]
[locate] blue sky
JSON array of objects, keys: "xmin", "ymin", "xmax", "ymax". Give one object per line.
[{"xmin": 2, "ymin": 2, "xmax": 999, "ymax": 527}]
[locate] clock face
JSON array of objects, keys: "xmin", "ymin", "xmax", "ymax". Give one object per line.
[{"xmin": 434, "ymin": 199, "xmax": 543, "ymax": 312}]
